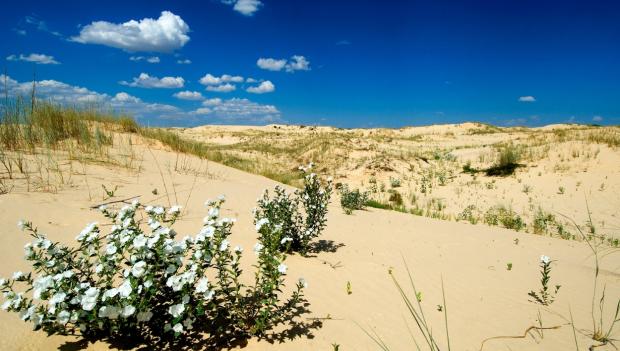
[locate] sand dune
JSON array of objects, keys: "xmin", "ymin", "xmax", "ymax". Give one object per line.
[{"xmin": 1, "ymin": 135, "xmax": 618, "ymax": 350}]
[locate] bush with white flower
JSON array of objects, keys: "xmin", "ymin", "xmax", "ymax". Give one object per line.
[
  {"xmin": 253, "ymin": 163, "xmax": 333, "ymax": 254},
  {"xmin": 1, "ymin": 197, "xmax": 305, "ymax": 345},
  {"xmin": 528, "ymin": 254, "xmax": 561, "ymax": 306}
]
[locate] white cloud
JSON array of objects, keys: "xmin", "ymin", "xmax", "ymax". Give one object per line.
[
  {"xmin": 285, "ymin": 55, "xmax": 310, "ymax": 72},
  {"xmin": 592, "ymin": 115, "xmax": 603, "ymax": 122},
  {"xmin": 112, "ymin": 92, "xmax": 141, "ymax": 103},
  {"xmin": 199, "ymin": 73, "xmax": 244, "ymax": 85},
  {"xmin": 190, "ymin": 107, "xmax": 212, "ymax": 115},
  {"xmin": 220, "ymin": 0, "xmax": 262, "ymax": 16},
  {"xmin": 257, "ymin": 58, "xmax": 287, "ymax": 71},
  {"xmin": 518, "ymin": 96, "xmax": 536, "ymax": 102},
  {"xmin": 246, "ymin": 80, "xmax": 275, "ymax": 94},
  {"xmin": 72, "ymin": 11, "xmax": 190, "ymax": 53},
  {"xmin": 120, "ymin": 73, "xmax": 184, "ymax": 88},
  {"xmin": 173, "ymin": 91, "xmax": 204, "ymax": 100},
  {"xmin": 206, "ymin": 83, "xmax": 236, "ymax": 93},
  {"xmin": 257, "ymin": 55, "xmax": 310, "ymax": 72},
  {"xmin": 233, "ymin": 0, "xmax": 263, "ymax": 16},
  {"xmin": 246, "ymin": 77, "xmax": 257, "ymax": 83},
  {"xmin": 0, "ymin": 75, "xmax": 280, "ymax": 125},
  {"xmin": 177, "ymin": 59, "xmax": 191, "ymax": 64},
  {"xmin": 202, "ymin": 98, "xmax": 222, "ymax": 106},
  {"xmin": 129, "ymin": 56, "xmax": 160, "ymax": 63},
  {"xmin": 6, "ymin": 53, "xmax": 60, "ymax": 65},
  {"xmin": 211, "ymin": 98, "xmax": 280, "ymax": 123}
]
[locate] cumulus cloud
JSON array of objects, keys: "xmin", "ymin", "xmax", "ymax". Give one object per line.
[
  {"xmin": 221, "ymin": 0, "xmax": 262, "ymax": 16},
  {"xmin": 129, "ymin": 56, "xmax": 160, "ymax": 63},
  {"xmin": 202, "ymin": 98, "xmax": 222, "ymax": 106},
  {"xmin": 256, "ymin": 58, "xmax": 287, "ymax": 71},
  {"xmin": 72, "ymin": 11, "xmax": 190, "ymax": 53},
  {"xmin": 173, "ymin": 90, "xmax": 204, "ymax": 100},
  {"xmin": 120, "ymin": 73, "xmax": 184, "ymax": 88},
  {"xmin": 206, "ymin": 83, "xmax": 236, "ymax": 93},
  {"xmin": 0, "ymin": 75, "xmax": 280, "ymax": 125},
  {"xmin": 177, "ymin": 59, "xmax": 191, "ymax": 64},
  {"xmin": 518, "ymin": 96, "xmax": 536, "ymax": 102},
  {"xmin": 246, "ymin": 80, "xmax": 275, "ymax": 94},
  {"xmin": 199, "ymin": 73, "xmax": 244, "ymax": 85},
  {"xmin": 190, "ymin": 107, "xmax": 212, "ymax": 115},
  {"xmin": 211, "ymin": 98, "xmax": 280, "ymax": 123},
  {"xmin": 6, "ymin": 53, "xmax": 60, "ymax": 65},
  {"xmin": 285, "ymin": 55, "xmax": 310, "ymax": 72},
  {"xmin": 257, "ymin": 55, "xmax": 310, "ymax": 72}
]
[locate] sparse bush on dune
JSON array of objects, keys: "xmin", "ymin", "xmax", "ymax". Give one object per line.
[
  {"xmin": 339, "ymin": 185, "xmax": 369, "ymax": 214},
  {"xmin": 485, "ymin": 143, "xmax": 522, "ymax": 176},
  {"xmin": 484, "ymin": 205, "xmax": 525, "ymax": 231},
  {"xmin": 253, "ymin": 163, "xmax": 333, "ymax": 254},
  {"xmin": 0, "ymin": 197, "xmax": 307, "ymax": 345}
]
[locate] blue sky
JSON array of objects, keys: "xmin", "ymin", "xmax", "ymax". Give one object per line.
[{"xmin": 1, "ymin": 0, "xmax": 619, "ymax": 127}]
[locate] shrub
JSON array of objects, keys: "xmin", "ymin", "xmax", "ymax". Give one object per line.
[
  {"xmin": 339, "ymin": 185, "xmax": 369, "ymax": 214},
  {"xmin": 528, "ymin": 255, "xmax": 561, "ymax": 306},
  {"xmin": 486, "ymin": 144, "xmax": 522, "ymax": 176},
  {"xmin": 484, "ymin": 205, "xmax": 525, "ymax": 231},
  {"xmin": 388, "ymin": 190, "xmax": 404, "ymax": 206},
  {"xmin": 389, "ymin": 177, "xmax": 401, "ymax": 188},
  {"xmin": 253, "ymin": 163, "xmax": 333, "ymax": 254},
  {"xmin": 0, "ymin": 198, "xmax": 305, "ymax": 344}
]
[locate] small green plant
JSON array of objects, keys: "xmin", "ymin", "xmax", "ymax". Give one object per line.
[
  {"xmin": 389, "ymin": 177, "xmax": 401, "ymax": 188},
  {"xmin": 388, "ymin": 190, "xmax": 404, "ymax": 206},
  {"xmin": 528, "ymin": 255, "xmax": 561, "ymax": 306},
  {"xmin": 101, "ymin": 184, "xmax": 118, "ymax": 200},
  {"xmin": 346, "ymin": 281, "xmax": 352, "ymax": 295},
  {"xmin": 339, "ymin": 185, "xmax": 369, "ymax": 215},
  {"xmin": 522, "ymin": 184, "xmax": 532, "ymax": 194},
  {"xmin": 486, "ymin": 143, "xmax": 522, "ymax": 176},
  {"xmin": 253, "ymin": 163, "xmax": 333, "ymax": 254},
  {"xmin": 558, "ymin": 186, "xmax": 565, "ymax": 195},
  {"xmin": 484, "ymin": 206, "xmax": 525, "ymax": 231},
  {"xmin": 506, "ymin": 263, "xmax": 513, "ymax": 271}
]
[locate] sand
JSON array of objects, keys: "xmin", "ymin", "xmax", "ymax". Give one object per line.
[{"xmin": 1, "ymin": 131, "xmax": 619, "ymax": 350}]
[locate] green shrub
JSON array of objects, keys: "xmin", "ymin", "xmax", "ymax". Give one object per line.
[
  {"xmin": 484, "ymin": 205, "xmax": 525, "ymax": 231},
  {"xmin": 339, "ymin": 185, "xmax": 369, "ymax": 214}
]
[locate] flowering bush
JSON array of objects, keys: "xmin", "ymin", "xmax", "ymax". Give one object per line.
[
  {"xmin": 253, "ymin": 163, "xmax": 333, "ymax": 254},
  {"xmin": 339, "ymin": 185, "xmax": 369, "ymax": 215},
  {"xmin": 528, "ymin": 255, "xmax": 561, "ymax": 306},
  {"xmin": 0, "ymin": 197, "xmax": 305, "ymax": 345}
]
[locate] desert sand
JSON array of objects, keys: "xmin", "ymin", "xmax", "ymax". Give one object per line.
[{"xmin": 1, "ymin": 126, "xmax": 619, "ymax": 350}]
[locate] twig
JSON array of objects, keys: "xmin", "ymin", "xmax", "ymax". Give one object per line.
[
  {"xmin": 479, "ymin": 325, "xmax": 562, "ymax": 351},
  {"xmin": 89, "ymin": 195, "xmax": 141, "ymax": 209}
]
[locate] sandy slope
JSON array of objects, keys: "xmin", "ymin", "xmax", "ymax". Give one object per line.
[{"xmin": 1, "ymin": 140, "xmax": 619, "ymax": 350}]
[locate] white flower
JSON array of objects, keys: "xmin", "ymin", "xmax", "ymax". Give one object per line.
[
  {"xmin": 131, "ymin": 261, "xmax": 147, "ymax": 278},
  {"xmin": 253, "ymin": 242, "xmax": 264, "ymax": 254},
  {"xmin": 280, "ymin": 237, "xmax": 293, "ymax": 245},
  {"xmin": 17, "ymin": 220, "xmax": 27, "ymax": 231},
  {"xmin": 168, "ymin": 303, "xmax": 185, "ymax": 318},
  {"xmin": 255, "ymin": 218, "xmax": 269, "ymax": 232},
  {"xmin": 208, "ymin": 207, "xmax": 220, "ymax": 218},
  {"xmin": 195, "ymin": 277, "xmax": 209, "ymax": 293},
  {"xmin": 278, "ymin": 263, "xmax": 288, "ymax": 274},
  {"xmin": 136, "ymin": 310, "xmax": 153, "ymax": 322},
  {"xmin": 98, "ymin": 305, "xmax": 120, "ymax": 319},
  {"xmin": 50, "ymin": 292, "xmax": 66, "ymax": 305},
  {"xmin": 234, "ymin": 245, "xmax": 243, "ymax": 253},
  {"xmin": 299, "ymin": 278, "xmax": 308, "ymax": 288},
  {"xmin": 12, "ymin": 271, "xmax": 24, "ymax": 280},
  {"xmin": 540, "ymin": 255, "xmax": 551, "ymax": 264},
  {"xmin": 219, "ymin": 239, "xmax": 229, "ymax": 251},
  {"xmin": 33, "ymin": 275, "xmax": 54, "ymax": 299},
  {"xmin": 173, "ymin": 323, "xmax": 183, "ymax": 333},
  {"xmin": 198, "ymin": 226, "xmax": 215, "ymax": 240},
  {"xmin": 102, "ymin": 288, "xmax": 118, "ymax": 301},
  {"xmin": 81, "ymin": 287, "xmax": 99, "ymax": 311},
  {"xmin": 57, "ymin": 310, "xmax": 71, "ymax": 324},
  {"xmin": 133, "ymin": 235, "xmax": 147, "ymax": 249},
  {"xmin": 106, "ymin": 243, "xmax": 117, "ymax": 256},
  {"xmin": 121, "ymin": 305, "xmax": 136, "ymax": 317},
  {"xmin": 169, "ymin": 205, "xmax": 182, "ymax": 215},
  {"xmin": 76, "ymin": 222, "xmax": 98, "ymax": 241},
  {"xmin": 118, "ymin": 280, "xmax": 132, "ymax": 298},
  {"xmin": 218, "ymin": 194, "xmax": 226, "ymax": 201},
  {"xmin": 154, "ymin": 206, "xmax": 165, "ymax": 215}
]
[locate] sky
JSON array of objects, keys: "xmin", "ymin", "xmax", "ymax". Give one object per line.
[{"xmin": 1, "ymin": 0, "xmax": 619, "ymax": 127}]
